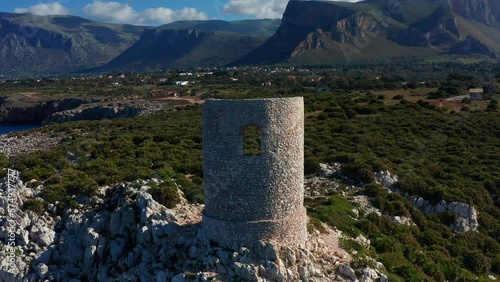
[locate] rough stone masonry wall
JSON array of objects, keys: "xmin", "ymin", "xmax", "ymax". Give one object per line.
[{"xmin": 202, "ymin": 97, "xmax": 307, "ymax": 247}]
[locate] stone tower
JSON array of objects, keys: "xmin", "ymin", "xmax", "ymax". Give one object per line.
[{"xmin": 202, "ymin": 97, "xmax": 307, "ymax": 247}]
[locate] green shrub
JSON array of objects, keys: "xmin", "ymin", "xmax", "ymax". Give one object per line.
[
  {"xmin": 149, "ymin": 181, "xmax": 181, "ymax": 208},
  {"xmin": 462, "ymin": 97, "xmax": 471, "ymax": 104},
  {"xmin": 23, "ymin": 199, "xmax": 45, "ymax": 215},
  {"xmin": 304, "ymin": 158, "xmax": 321, "ymax": 175},
  {"xmin": 464, "ymin": 251, "xmax": 492, "ymax": 273}
]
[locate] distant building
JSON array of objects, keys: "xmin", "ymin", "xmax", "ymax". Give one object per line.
[
  {"xmin": 176, "ymin": 81, "xmax": 189, "ymax": 86},
  {"xmin": 469, "ymin": 88, "xmax": 484, "ymax": 101},
  {"xmin": 311, "ymin": 76, "xmax": 322, "ymax": 83}
]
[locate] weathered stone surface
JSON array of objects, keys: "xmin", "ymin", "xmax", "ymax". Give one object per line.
[
  {"xmin": 338, "ymin": 263, "xmax": 357, "ymax": 279},
  {"xmin": 202, "ymin": 98, "xmax": 307, "ymax": 247}
]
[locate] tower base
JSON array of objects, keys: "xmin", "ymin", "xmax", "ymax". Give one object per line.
[{"xmin": 202, "ymin": 207, "xmax": 308, "ymax": 248}]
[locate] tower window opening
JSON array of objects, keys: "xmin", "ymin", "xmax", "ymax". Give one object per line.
[{"xmin": 243, "ymin": 125, "xmax": 262, "ymax": 155}]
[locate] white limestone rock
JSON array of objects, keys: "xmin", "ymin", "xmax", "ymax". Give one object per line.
[
  {"xmin": 339, "ymin": 263, "xmax": 357, "ymax": 279},
  {"xmin": 36, "ymin": 263, "xmax": 49, "ymax": 279}
]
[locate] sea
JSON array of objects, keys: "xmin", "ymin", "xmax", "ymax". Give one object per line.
[{"xmin": 0, "ymin": 124, "xmax": 42, "ymax": 135}]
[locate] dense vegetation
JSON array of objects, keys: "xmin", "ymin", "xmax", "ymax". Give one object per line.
[{"xmin": 3, "ymin": 65, "xmax": 499, "ymax": 280}]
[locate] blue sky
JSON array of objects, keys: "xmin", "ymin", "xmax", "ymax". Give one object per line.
[{"xmin": 1, "ymin": 0, "xmax": 361, "ymax": 26}]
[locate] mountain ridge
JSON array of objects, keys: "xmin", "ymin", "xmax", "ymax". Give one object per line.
[
  {"xmin": 1, "ymin": 0, "xmax": 500, "ymax": 77},
  {"xmin": 232, "ymin": 0, "xmax": 500, "ymax": 66},
  {"xmin": 95, "ymin": 19, "xmax": 281, "ymax": 72},
  {"xmin": 0, "ymin": 12, "xmax": 149, "ymax": 78}
]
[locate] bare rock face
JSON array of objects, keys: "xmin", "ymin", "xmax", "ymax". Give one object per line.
[
  {"xmin": 450, "ymin": 0, "xmax": 498, "ymax": 27},
  {"xmin": 233, "ymin": 0, "xmax": 355, "ymax": 65},
  {"xmin": 391, "ymin": 27, "xmax": 431, "ymax": 47},
  {"xmin": 291, "ymin": 29, "xmax": 329, "ymax": 57},
  {"xmin": 0, "ymin": 96, "xmax": 85, "ymax": 123},
  {"xmin": 0, "ymin": 13, "xmax": 145, "ymax": 78},
  {"xmin": 450, "ymin": 35, "xmax": 497, "ymax": 58},
  {"xmin": 232, "ymin": 0, "xmax": 499, "ymax": 65},
  {"xmin": 375, "ymin": 171, "xmax": 480, "ymax": 233}
]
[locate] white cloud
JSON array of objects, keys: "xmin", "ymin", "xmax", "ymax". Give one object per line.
[
  {"xmin": 83, "ymin": 1, "xmax": 207, "ymax": 25},
  {"xmin": 141, "ymin": 7, "xmax": 207, "ymax": 25},
  {"xmin": 14, "ymin": 2, "xmax": 70, "ymax": 16},
  {"xmin": 223, "ymin": 0, "xmax": 363, "ymax": 19}
]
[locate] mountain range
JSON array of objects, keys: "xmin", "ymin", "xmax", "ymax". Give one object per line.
[
  {"xmin": 98, "ymin": 19, "xmax": 281, "ymax": 72},
  {"xmin": 234, "ymin": 0, "xmax": 500, "ymax": 65},
  {"xmin": 1, "ymin": 0, "xmax": 499, "ymax": 78},
  {"xmin": 0, "ymin": 12, "xmax": 147, "ymax": 78}
]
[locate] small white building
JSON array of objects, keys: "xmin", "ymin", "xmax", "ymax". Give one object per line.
[
  {"xmin": 176, "ymin": 81, "xmax": 189, "ymax": 86},
  {"xmin": 469, "ymin": 88, "xmax": 484, "ymax": 101}
]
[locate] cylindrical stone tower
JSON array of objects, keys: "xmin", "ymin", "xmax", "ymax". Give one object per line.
[{"xmin": 202, "ymin": 97, "xmax": 307, "ymax": 247}]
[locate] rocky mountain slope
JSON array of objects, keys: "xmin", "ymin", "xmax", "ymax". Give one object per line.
[
  {"xmin": 2, "ymin": 0, "xmax": 499, "ymax": 75},
  {"xmin": 233, "ymin": 0, "xmax": 500, "ymax": 65},
  {"xmin": 0, "ymin": 13, "xmax": 148, "ymax": 78},
  {"xmin": 97, "ymin": 20, "xmax": 280, "ymax": 72}
]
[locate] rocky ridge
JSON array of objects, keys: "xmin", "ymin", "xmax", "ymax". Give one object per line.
[
  {"xmin": 375, "ymin": 170, "xmax": 479, "ymax": 232},
  {"xmin": 0, "ymin": 171, "xmax": 387, "ymax": 282},
  {"xmin": 233, "ymin": 0, "xmax": 500, "ymax": 65},
  {"xmin": 0, "ymin": 95, "xmax": 190, "ymax": 125},
  {"xmin": 0, "ymin": 13, "xmax": 146, "ymax": 78},
  {"xmin": 0, "ymin": 96, "xmax": 86, "ymax": 124},
  {"xmin": 450, "ymin": 35, "xmax": 497, "ymax": 58},
  {"xmin": 42, "ymin": 99, "xmax": 186, "ymax": 125}
]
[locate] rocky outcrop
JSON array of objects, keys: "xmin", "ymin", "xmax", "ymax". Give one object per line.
[
  {"xmin": 409, "ymin": 197, "xmax": 479, "ymax": 232},
  {"xmin": 375, "ymin": 171, "xmax": 479, "ymax": 232},
  {"xmin": 450, "ymin": 35, "xmax": 497, "ymax": 58},
  {"xmin": 450, "ymin": 0, "xmax": 499, "ymax": 27},
  {"xmin": 391, "ymin": 27, "xmax": 431, "ymax": 47},
  {"xmin": 0, "ymin": 96, "xmax": 85, "ymax": 123},
  {"xmin": 0, "ymin": 171, "xmax": 367, "ymax": 282},
  {"xmin": 291, "ymin": 29, "xmax": 329, "ymax": 57},
  {"xmin": 333, "ymin": 12, "xmax": 387, "ymax": 44},
  {"xmin": 392, "ymin": 5, "xmax": 460, "ymax": 47},
  {"xmin": 0, "ymin": 95, "xmax": 188, "ymax": 125},
  {"xmin": 43, "ymin": 100, "xmax": 188, "ymax": 125},
  {"xmin": 0, "ymin": 18, "xmax": 73, "ymax": 52},
  {"xmin": 232, "ymin": 0, "xmax": 356, "ymax": 65},
  {"xmin": 43, "ymin": 103, "xmax": 143, "ymax": 125}
]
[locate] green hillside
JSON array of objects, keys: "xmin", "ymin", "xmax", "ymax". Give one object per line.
[
  {"xmin": 100, "ymin": 28, "xmax": 269, "ymax": 72},
  {"xmin": 0, "ymin": 13, "xmax": 149, "ymax": 78},
  {"xmin": 98, "ymin": 19, "xmax": 281, "ymax": 72}
]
